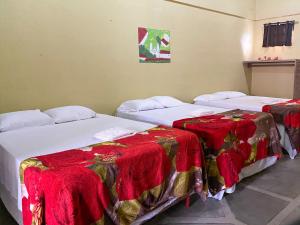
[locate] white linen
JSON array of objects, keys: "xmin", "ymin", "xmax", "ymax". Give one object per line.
[
  {"xmin": 214, "ymin": 91, "xmax": 247, "ymax": 99},
  {"xmin": 193, "ymin": 94, "xmax": 227, "ymax": 102},
  {"xmin": 194, "ymin": 95, "xmax": 289, "ymax": 112},
  {"xmin": 188, "ymin": 109, "xmax": 215, "ymax": 117},
  {"xmin": 0, "ymin": 183, "xmax": 22, "ymax": 225},
  {"xmin": 44, "ymin": 105, "xmax": 96, "ymax": 123},
  {"xmin": 150, "ymin": 96, "xmax": 185, "ymax": 107},
  {"xmin": 117, "ymin": 99, "xmax": 164, "ymax": 112},
  {"xmin": 94, "ymin": 127, "xmax": 136, "ymax": 142},
  {"xmin": 0, "ymin": 114, "xmax": 155, "ymax": 220},
  {"xmin": 116, "ymin": 104, "xmax": 228, "ymax": 126},
  {"xmin": 0, "ymin": 109, "xmax": 54, "ymax": 132}
]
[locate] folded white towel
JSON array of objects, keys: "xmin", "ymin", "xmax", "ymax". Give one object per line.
[
  {"xmin": 188, "ymin": 109, "xmax": 214, "ymax": 117},
  {"xmin": 94, "ymin": 127, "xmax": 136, "ymax": 142}
]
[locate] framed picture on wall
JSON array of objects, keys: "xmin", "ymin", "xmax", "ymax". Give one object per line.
[{"xmin": 138, "ymin": 27, "xmax": 171, "ymax": 63}]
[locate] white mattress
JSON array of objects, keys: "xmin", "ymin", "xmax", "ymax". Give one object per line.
[
  {"xmin": 0, "ymin": 114, "xmax": 155, "ymax": 223},
  {"xmin": 116, "ymin": 104, "xmax": 228, "ymax": 126},
  {"xmin": 194, "ymin": 95, "xmax": 290, "ymax": 112}
]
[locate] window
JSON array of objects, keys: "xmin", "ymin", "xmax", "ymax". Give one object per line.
[{"xmin": 263, "ymin": 21, "xmax": 295, "ymax": 47}]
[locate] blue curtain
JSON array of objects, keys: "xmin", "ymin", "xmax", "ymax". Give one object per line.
[{"xmin": 263, "ymin": 21, "xmax": 295, "ymax": 47}]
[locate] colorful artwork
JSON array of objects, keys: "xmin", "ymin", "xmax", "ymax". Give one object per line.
[{"xmin": 138, "ymin": 27, "xmax": 171, "ymax": 63}]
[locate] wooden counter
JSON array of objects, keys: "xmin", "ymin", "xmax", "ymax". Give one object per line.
[{"xmin": 243, "ymin": 59, "xmax": 300, "ymax": 98}]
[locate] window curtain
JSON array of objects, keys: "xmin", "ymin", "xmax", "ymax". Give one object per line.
[{"xmin": 263, "ymin": 21, "xmax": 295, "ymax": 47}]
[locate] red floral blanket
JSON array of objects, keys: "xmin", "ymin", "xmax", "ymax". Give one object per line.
[
  {"xmin": 173, "ymin": 110, "xmax": 282, "ymax": 195},
  {"xmin": 263, "ymin": 99, "xmax": 300, "ymax": 153},
  {"xmin": 20, "ymin": 127, "xmax": 205, "ymax": 225}
]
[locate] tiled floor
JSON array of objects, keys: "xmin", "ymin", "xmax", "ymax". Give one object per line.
[
  {"xmin": 0, "ymin": 201, "xmax": 17, "ymax": 225},
  {"xmin": 1, "ymin": 156, "xmax": 300, "ymax": 225}
]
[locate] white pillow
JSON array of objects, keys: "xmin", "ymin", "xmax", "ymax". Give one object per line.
[
  {"xmin": 193, "ymin": 94, "xmax": 227, "ymax": 102},
  {"xmin": 44, "ymin": 106, "xmax": 96, "ymax": 124},
  {"xmin": 150, "ymin": 96, "xmax": 185, "ymax": 107},
  {"xmin": 0, "ymin": 110, "xmax": 54, "ymax": 132},
  {"xmin": 117, "ymin": 99, "xmax": 164, "ymax": 112},
  {"xmin": 214, "ymin": 91, "xmax": 246, "ymax": 99}
]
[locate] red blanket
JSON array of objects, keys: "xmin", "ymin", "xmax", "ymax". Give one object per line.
[
  {"xmin": 20, "ymin": 127, "xmax": 205, "ymax": 225},
  {"xmin": 173, "ymin": 110, "xmax": 282, "ymax": 195},
  {"xmin": 263, "ymin": 99, "xmax": 300, "ymax": 153}
]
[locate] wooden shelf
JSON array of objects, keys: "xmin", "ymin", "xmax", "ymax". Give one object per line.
[
  {"xmin": 243, "ymin": 59, "xmax": 300, "ymax": 98},
  {"xmin": 244, "ymin": 59, "xmax": 298, "ymax": 67}
]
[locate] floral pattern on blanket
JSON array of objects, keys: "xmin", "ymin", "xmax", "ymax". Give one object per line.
[
  {"xmin": 263, "ymin": 99, "xmax": 300, "ymax": 152},
  {"xmin": 20, "ymin": 126, "xmax": 206, "ymax": 225},
  {"xmin": 173, "ymin": 109, "xmax": 282, "ymax": 196}
]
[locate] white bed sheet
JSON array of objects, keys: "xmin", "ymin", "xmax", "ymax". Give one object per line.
[
  {"xmin": 116, "ymin": 104, "xmax": 228, "ymax": 126},
  {"xmin": 0, "ymin": 114, "xmax": 155, "ymax": 223},
  {"xmin": 194, "ymin": 95, "xmax": 289, "ymax": 112}
]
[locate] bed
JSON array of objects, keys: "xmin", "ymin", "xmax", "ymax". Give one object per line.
[
  {"xmin": 0, "ymin": 113, "xmax": 205, "ymax": 225},
  {"xmin": 117, "ymin": 103, "xmax": 227, "ymax": 127},
  {"xmin": 193, "ymin": 93, "xmax": 298, "ymax": 159},
  {"xmin": 193, "ymin": 95, "xmax": 289, "ymax": 114},
  {"xmin": 116, "ymin": 99, "xmax": 282, "ymax": 200}
]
